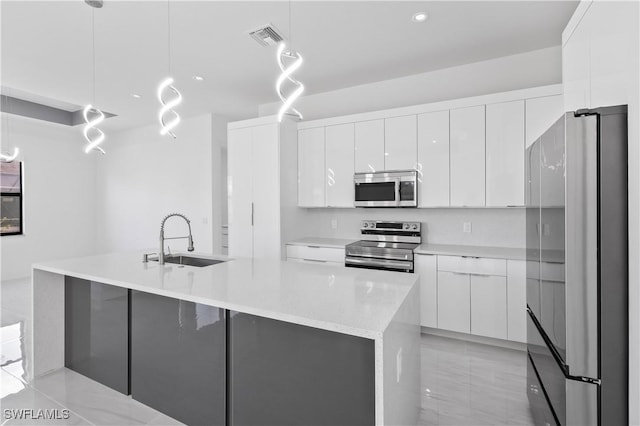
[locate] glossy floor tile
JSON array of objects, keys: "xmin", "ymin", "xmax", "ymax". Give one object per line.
[
  {"xmin": 419, "ymin": 334, "xmax": 535, "ymax": 425},
  {"xmin": 2, "ymin": 277, "xmax": 535, "ymax": 425}
]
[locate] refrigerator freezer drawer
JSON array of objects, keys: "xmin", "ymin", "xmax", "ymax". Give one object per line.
[
  {"xmin": 528, "ymin": 312, "xmax": 598, "ymax": 426},
  {"xmin": 528, "ymin": 313, "xmax": 566, "ymax": 424},
  {"xmin": 527, "ymin": 353, "xmax": 558, "ymax": 426}
]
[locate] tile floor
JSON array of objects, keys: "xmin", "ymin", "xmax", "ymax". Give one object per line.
[{"xmin": 1, "ymin": 278, "xmax": 534, "ymax": 425}]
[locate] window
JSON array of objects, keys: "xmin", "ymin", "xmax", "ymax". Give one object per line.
[{"xmin": 1, "ymin": 162, "xmax": 23, "ymax": 236}]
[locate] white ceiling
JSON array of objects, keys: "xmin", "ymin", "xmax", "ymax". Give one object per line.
[{"xmin": 1, "ymin": 0, "xmax": 578, "ymax": 132}]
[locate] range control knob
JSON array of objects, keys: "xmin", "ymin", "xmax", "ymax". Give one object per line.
[
  {"xmin": 363, "ymin": 222, "xmax": 369, "ymax": 228},
  {"xmin": 411, "ymin": 224, "xmax": 418, "ymax": 230},
  {"xmin": 369, "ymin": 222, "xmax": 375, "ymax": 229},
  {"xmin": 403, "ymin": 223, "xmax": 410, "ymax": 230}
]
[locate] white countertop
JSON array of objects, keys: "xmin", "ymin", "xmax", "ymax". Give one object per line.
[
  {"xmin": 415, "ymin": 243, "xmax": 527, "ymax": 260},
  {"xmin": 33, "ymin": 252, "xmax": 417, "ymax": 340},
  {"xmin": 286, "ymin": 237, "xmax": 357, "ymax": 249}
]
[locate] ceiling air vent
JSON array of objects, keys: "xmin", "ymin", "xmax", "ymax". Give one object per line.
[{"xmin": 247, "ymin": 24, "xmax": 285, "ymax": 47}]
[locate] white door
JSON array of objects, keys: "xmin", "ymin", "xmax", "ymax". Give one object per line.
[
  {"xmin": 470, "ymin": 274, "xmax": 507, "ymax": 339},
  {"xmin": 227, "ymin": 127, "xmax": 253, "ymax": 258},
  {"xmin": 325, "ymin": 123, "xmax": 355, "ymax": 207},
  {"xmin": 507, "ymin": 260, "xmax": 527, "ymax": 342},
  {"xmin": 251, "ymin": 124, "xmax": 281, "ymax": 260},
  {"xmin": 525, "ymin": 95, "xmax": 563, "ymax": 148},
  {"xmin": 298, "ymin": 127, "xmax": 325, "ymax": 207},
  {"xmin": 437, "ymin": 271, "xmax": 470, "ymax": 333},
  {"xmin": 486, "ymin": 100, "xmax": 525, "ymax": 207},
  {"xmin": 354, "ymin": 119, "xmax": 384, "ymax": 173},
  {"xmin": 417, "ymin": 110, "xmax": 449, "ymax": 207},
  {"xmin": 384, "ymin": 115, "xmax": 417, "ymax": 170},
  {"xmin": 450, "ymin": 105, "xmax": 485, "ymax": 206},
  {"xmin": 416, "ymin": 254, "xmax": 437, "ymax": 328}
]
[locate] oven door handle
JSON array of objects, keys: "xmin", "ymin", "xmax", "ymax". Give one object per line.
[
  {"xmin": 345, "ymin": 257, "xmax": 413, "ymax": 270},
  {"xmin": 394, "ymin": 178, "xmax": 401, "ymax": 206}
]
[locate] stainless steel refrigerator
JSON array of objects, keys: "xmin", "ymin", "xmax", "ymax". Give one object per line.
[{"xmin": 525, "ymin": 105, "xmax": 628, "ymax": 425}]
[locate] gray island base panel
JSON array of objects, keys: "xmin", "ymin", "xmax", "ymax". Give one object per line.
[{"xmin": 31, "ymin": 253, "xmax": 421, "ymax": 425}]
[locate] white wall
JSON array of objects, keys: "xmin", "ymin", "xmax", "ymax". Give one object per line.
[
  {"xmin": 94, "ymin": 113, "xmax": 224, "ymax": 255},
  {"xmin": 259, "ymin": 46, "xmax": 561, "ymax": 121},
  {"xmin": 0, "ymin": 116, "xmax": 97, "ymax": 280}
]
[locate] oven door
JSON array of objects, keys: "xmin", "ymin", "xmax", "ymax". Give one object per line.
[{"xmin": 345, "ymin": 256, "xmax": 413, "ymax": 273}]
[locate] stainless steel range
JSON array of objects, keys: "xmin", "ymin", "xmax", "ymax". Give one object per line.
[{"xmin": 345, "ymin": 220, "xmax": 421, "ymax": 273}]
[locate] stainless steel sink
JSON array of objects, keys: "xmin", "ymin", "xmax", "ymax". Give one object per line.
[{"xmin": 154, "ymin": 255, "xmax": 226, "ymax": 267}]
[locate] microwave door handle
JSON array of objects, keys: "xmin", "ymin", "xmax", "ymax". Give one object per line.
[{"xmin": 395, "ymin": 179, "xmax": 400, "ymax": 206}]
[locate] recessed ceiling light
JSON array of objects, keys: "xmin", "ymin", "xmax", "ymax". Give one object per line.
[
  {"xmin": 192, "ymin": 75, "xmax": 205, "ymax": 81},
  {"xmin": 412, "ymin": 12, "xmax": 428, "ymax": 23},
  {"xmin": 131, "ymin": 93, "xmax": 142, "ymax": 99}
]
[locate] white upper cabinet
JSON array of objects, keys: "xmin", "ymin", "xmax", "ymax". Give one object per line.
[
  {"xmin": 298, "ymin": 127, "xmax": 325, "ymax": 207},
  {"xmin": 325, "ymin": 123, "xmax": 355, "ymax": 207},
  {"xmin": 354, "ymin": 119, "xmax": 385, "ymax": 173},
  {"xmin": 486, "ymin": 100, "xmax": 525, "ymax": 207},
  {"xmin": 563, "ymin": 16, "xmax": 591, "ymax": 112},
  {"xmin": 450, "ymin": 105, "xmax": 486, "ymax": 206},
  {"xmin": 525, "ymin": 95, "xmax": 563, "ymax": 148},
  {"xmin": 417, "ymin": 110, "xmax": 450, "ymax": 207},
  {"xmin": 563, "ymin": 1, "xmax": 637, "ymax": 111},
  {"xmin": 384, "ymin": 115, "xmax": 417, "ymax": 171}
]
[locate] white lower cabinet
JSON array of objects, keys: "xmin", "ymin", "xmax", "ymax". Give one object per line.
[
  {"xmin": 425, "ymin": 255, "xmax": 525, "ymax": 343},
  {"xmin": 507, "ymin": 260, "xmax": 527, "ymax": 343},
  {"xmin": 286, "ymin": 244, "xmax": 344, "ymax": 266},
  {"xmin": 470, "ymin": 274, "xmax": 507, "ymax": 339},
  {"xmin": 437, "ymin": 271, "xmax": 471, "ymax": 334},
  {"xmin": 415, "ymin": 254, "xmax": 437, "ymax": 328}
]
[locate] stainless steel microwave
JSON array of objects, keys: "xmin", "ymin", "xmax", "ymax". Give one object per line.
[{"xmin": 354, "ymin": 170, "xmax": 418, "ymax": 207}]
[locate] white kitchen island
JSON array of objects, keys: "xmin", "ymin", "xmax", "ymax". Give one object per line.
[{"xmin": 32, "ymin": 252, "xmax": 420, "ymax": 426}]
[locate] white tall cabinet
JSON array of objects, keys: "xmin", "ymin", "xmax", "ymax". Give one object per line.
[
  {"xmin": 485, "ymin": 100, "xmax": 525, "ymax": 207},
  {"xmin": 325, "ymin": 124, "xmax": 354, "ymax": 207},
  {"xmin": 450, "ymin": 105, "xmax": 486, "ymax": 206},
  {"xmin": 227, "ymin": 116, "xmax": 297, "ymax": 260}
]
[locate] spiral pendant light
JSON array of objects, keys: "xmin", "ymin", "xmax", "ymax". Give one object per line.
[
  {"xmin": 276, "ymin": 1, "xmax": 305, "ymax": 122},
  {"xmin": 157, "ymin": 0, "xmax": 182, "ymax": 138},
  {"xmin": 82, "ymin": 5, "xmax": 106, "ymax": 154}
]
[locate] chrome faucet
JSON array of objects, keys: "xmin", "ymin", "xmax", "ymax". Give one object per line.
[{"xmin": 159, "ymin": 213, "xmax": 194, "ymax": 264}]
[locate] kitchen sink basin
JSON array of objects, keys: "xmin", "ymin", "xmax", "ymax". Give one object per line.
[{"xmin": 157, "ymin": 255, "xmax": 226, "ymax": 267}]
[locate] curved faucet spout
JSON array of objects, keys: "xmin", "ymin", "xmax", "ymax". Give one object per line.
[{"xmin": 159, "ymin": 213, "xmax": 195, "ymax": 264}]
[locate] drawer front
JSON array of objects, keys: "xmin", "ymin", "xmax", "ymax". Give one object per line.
[
  {"xmin": 437, "ymin": 255, "xmax": 506, "ymax": 276},
  {"xmin": 286, "ymin": 245, "xmax": 345, "ymax": 263},
  {"xmin": 288, "ymin": 258, "xmax": 344, "ymax": 267}
]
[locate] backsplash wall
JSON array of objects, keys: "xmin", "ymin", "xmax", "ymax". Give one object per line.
[{"xmin": 298, "ymin": 208, "xmax": 526, "ymax": 248}]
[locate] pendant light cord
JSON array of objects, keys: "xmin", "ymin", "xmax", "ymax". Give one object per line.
[
  {"xmin": 92, "ymin": 8, "xmax": 96, "ymax": 104},
  {"xmin": 288, "ymin": 0, "xmax": 292, "ymax": 51},
  {"xmin": 167, "ymin": 0, "xmax": 172, "ymax": 76}
]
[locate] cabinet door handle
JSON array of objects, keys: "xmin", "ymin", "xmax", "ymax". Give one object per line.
[
  {"xmin": 451, "ymin": 272, "xmax": 468, "ymax": 276},
  {"xmin": 302, "ymin": 258, "xmax": 327, "ymax": 263},
  {"xmin": 307, "ymin": 246, "xmax": 321, "ymax": 249},
  {"xmin": 461, "ymin": 256, "xmax": 480, "ymax": 259},
  {"xmin": 251, "ymin": 202, "xmax": 254, "ymax": 226}
]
